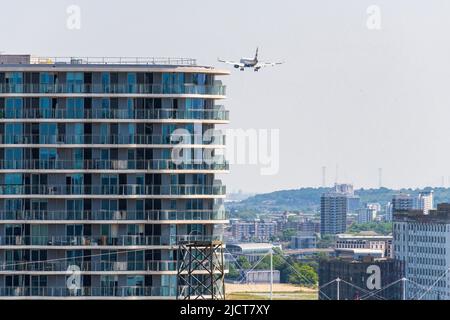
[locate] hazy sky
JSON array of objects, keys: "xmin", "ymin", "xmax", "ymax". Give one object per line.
[{"xmin": 2, "ymin": 0, "xmax": 450, "ymax": 193}]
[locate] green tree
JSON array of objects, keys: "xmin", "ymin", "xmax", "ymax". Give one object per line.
[
  {"xmin": 317, "ymin": 234, "xmax": 334, "ymax": 248},
  {"xmin": 227, "ymin": 264, "xmax": 240, "ymax": 280},
  {"xmin": 281, "ymin": 228, "xmax": 297, "ymax": 241},
  {"xmin": 347, "ymin": 222, "xmax": 392, "ymax": 235},
  {"xmin": 287, "ymin": 263, "xmax": 318, "ymax": 287},
  {"xmin": 236, "ymin": 256, "xmax": 251, "ymax": 269}
]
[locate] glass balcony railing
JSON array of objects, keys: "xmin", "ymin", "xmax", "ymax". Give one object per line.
[
  {"xmin": 0, "ymin": 259, "xmax": 229, "ymax": 272},
  {"xmin": 0, "ymin": 83, "xmax": 226, "ymax": 95},
  {"xmin": 0, "ymin": 234, "xmax": 223, "ymax": 246},
  {"xmin": 0, "ymin": 108, "xmax": 229, "ymax": 121},
  {"xmin": 0, "ymin": 260, "xmax": 179, "ymax": 272},
  {"xmin": 0, "ymin": 209, "xmax": 228, "ymax": 221},
  {"xmin": 0, "ymin": 286, "xmax": 178, "ymax": 297},
  {"xmin": 0, "ymin": 134, "xmax": 225, "ymax": 145},
  {"xmin": 0, "ymin": 184, "xmax": 226, "ymax": 196},
  {"xmin": 0, "ymin": 159, "xmax": 229, "ymax": 171}
]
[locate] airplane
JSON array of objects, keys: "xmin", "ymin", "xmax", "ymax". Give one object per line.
[{"xmin": 218, "ymin": 48, "xmax": 284, "ymax": 71}]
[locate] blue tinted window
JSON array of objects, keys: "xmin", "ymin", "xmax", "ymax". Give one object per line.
[
  {"xmin": 5, "ymin": 98, "xmax": 22, "ymax": 118},
  {"xmin": 67, "ymin": 98, "xmax": 84, "ymax": 118},
  {"xmin": 5, "ymin": 123, "xmax": 22, "ymax": 143},
  {"xmin": 5, "ymin": 72, "xmax": 23, "ymax": 93},
  {"xmin": 162, "ymin": 73, "xmax": 184, "ymax": 93},
  {"xmin": 5, "ymin": 173, "xmax": 22, "ymax": 185},
  {"xmin": 127, "ymin": 73, "xmax": 136, "ymax": 93},
  {"xmin": 39, "ymin": 148, "xmax": 57, "ymax": 161},
  {"xmin": 39, "ymin": 98, "xmax": 51, "ymax": 117},
  {"xmin": 67, "ymin": 72, "xmax": 84, "ymax": 93},
  {"xmin": 192, "ymin": 73, "xmax": 206, "ymax": 85},
  {"xmin": 39, "ymin": 123, "xmax": 57, "ymax": 144}
]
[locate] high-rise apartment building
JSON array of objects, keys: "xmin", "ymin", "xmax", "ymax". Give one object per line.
[
  {"xmin": 320, "ymin": 184, "xmax": 351, "ymax": 235},
  {"xmin": 392, "ymin": 193, "xmax": 415, "ymax": 212},
  {"xmin": 417, "ymin": 191, "xmax": 433, "ymax": 215},
  {"xmin": 0, "ymin": 55, "xmax": 229, "ymax": 298},
  {"xmin": 393, "ymin": 204, "xmax": 450, "ymax": 300}
]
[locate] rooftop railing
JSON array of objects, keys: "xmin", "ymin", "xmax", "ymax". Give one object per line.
[{"xmin": 30, "ymin": 56, "xmax": 197, "ymax": 66}]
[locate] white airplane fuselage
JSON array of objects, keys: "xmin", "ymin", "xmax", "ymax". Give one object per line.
[{"xmin": 239, "ymin": 57, "xmax": 257, "ymax": 67}]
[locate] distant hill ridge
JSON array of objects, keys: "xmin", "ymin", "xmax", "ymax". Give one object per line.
[{"xmin": 228, "ymin": 186, "xmax": 446, "ymax": 212}]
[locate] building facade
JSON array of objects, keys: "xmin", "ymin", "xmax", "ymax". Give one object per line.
[
  {"xmin": 230, "ymin": 219, "xmax": 277, "ymax": 242},
  {"xmin": 417, "ymin": 191, "xmax": 433, "ymax": 215},
  {"xmin": 392, "ymin": 194, "xmax": 415, "ymax": 212},
  {"xmin": 320, "ymin": 184, "xmax": 350, "ymax": 235},
  {"xmin": 393, "ymin": 204, "xmax": 450, "ymax": 300},
  {"xmin": 335, "ymin": 234, "xmax": 393, "ymax": 258},
  {"xmin": 291, "ymin": 232, "xmax": 317, "ymax": 249},
  {"xmin": 319, "ymin": 256, "xmax": 403, "ymax": 300},
  {"xmin": 0, "ymin": 55, "xmax": 229, "ymax": 299}
]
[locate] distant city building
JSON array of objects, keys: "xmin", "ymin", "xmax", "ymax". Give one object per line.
[
  {"xmin": 240, "ymin": 270, "xmax": 280, "ymax": 284},
  {"xmin": 320, "ymin": 184, "xmax": 351, "ymax": 235},
  {"xmin": 335, "ymin": 234, "xmax": 393, "ymax": 258},
  {"xmin": 416, "ymin": 191, "xmax": 433, "ymax": 215},
  {"xmin": 358, "ymin": 206, "xmax": 377, "ymax": 224},
  {"xmin": 291, "ymin": 232, "xmax": 317, "ymax": 249},
  {"xmin": 347, "ymin": 196, "xmax": 361, "ymax": 213},
  {"xmin": 226, "ymin": 243, "xmax": 280, "ymax": 263},
  {"xmin": 319, "ymin": 257, "xmax": 404, "ymax": 300},
  {"xmin": 392, "ymin": 193, "xmax": 415, "ymax": 212},
  {"xmin": 230, "ymin": 219, "xmax": 277, "ymax": 242},
  {"xmin": 298, "ymin": 217, "xmax": 320, "ymax": 233},
  {"xmin": 393, "ymin": 203, "xmax": 450, "ymax": 300},
  {"xmin": 385, "ymin": 202, "xmax": 393, "ymax": 222},
  {"xmin": 335, "ymin": 183, "xmax": 354, "ymax": 195}
]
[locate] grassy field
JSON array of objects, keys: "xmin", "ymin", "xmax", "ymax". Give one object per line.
[{"xmin": 225, "ymin": 283, "xmax": 318, "ymax": 300}]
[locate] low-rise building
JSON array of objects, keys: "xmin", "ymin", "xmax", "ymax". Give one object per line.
[
  {"xmin": 393, "ymin": 203, "xmax": 450, "ymax": 300},
  {"xmin": 226, "ymin": 243, "xmax": 280, "ymax": 263},
  {"xmin": 335, "ymin": 234, "xmax": 393, "ymax": 258},
  {"xmin": 319, "ymin": 257, "xmax": 404, "ymax": 300},
  {"xmin": 291, "ymin": 232, "xmax": 317, "ymax": 249},
  {"xmin": 241, "ymin": 270, "xmax": 280, "ymax": 284},
  {"xmin": 230, "ymin": 219, "xmax": 277, "ymax": 242}
]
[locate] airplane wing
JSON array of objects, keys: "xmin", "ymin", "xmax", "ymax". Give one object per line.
[
  {"xmin": 218, "ymin": 58, "xmax": 244, "ymax": 68},
  {"xmin": 255, "ymin": 61, "xmax": 284, "ymax": 68}
]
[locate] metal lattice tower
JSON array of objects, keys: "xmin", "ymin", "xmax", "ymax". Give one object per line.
[{"xmin": 177, "ymin": 240, "xmax": 226, "ymax": 300}]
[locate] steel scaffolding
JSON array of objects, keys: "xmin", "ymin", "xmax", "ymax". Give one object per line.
[{"xmin": 177, "ymin": 240, "xmax": 225, "ymax": 300}]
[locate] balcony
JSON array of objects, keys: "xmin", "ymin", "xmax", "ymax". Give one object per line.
[
  {"xmin": 0, "ymin": 209, "xmax": 228, "ymax": 221},
  {"xmin": 0, "ymin": 259, "xmax": 228, "ymax": 273},
  {"xmin": 0, "ymin": 184, "xmax": 226, "ymax": 196},
  {"xmin": 0, "ymin": 158, "xmax": 229, "ymax": 171},
  {"xmin": 0, "ymin": 260, "xmax": 178, "ymax": 272},
  {"xmin": 0, "ymin": 286, "xmax": 178, "ymax": 297},
  {"xmin": 0, "ymin": 133, "xmax": 225, "ymax": 146},
  {"xmin": 0, "ymin": 108, "xmax": 229, "ymax": 121},
  {"xmin": 0, "ymin": 84, "xmax": 226, "ymax": 96},
  {"xmin": 0, "ymin": 234, "xmax": 223, "ymax": 246}
]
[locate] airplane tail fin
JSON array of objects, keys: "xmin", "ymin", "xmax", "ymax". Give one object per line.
[{"xmin": 255, "ymin": 47, "xmax": 259, "ymax": 61}]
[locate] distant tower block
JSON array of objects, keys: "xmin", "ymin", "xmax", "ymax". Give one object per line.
[
  {"xmin": 335, "ymin": 164, "xmax": 339, "ymax": 184},
  {"xmin": 322, "ymin": 166, "xmax": 327, "ymax": 187},
  {"xmin": 378, "ymin": 168, "xmax": 383, "ymax": 188}
]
